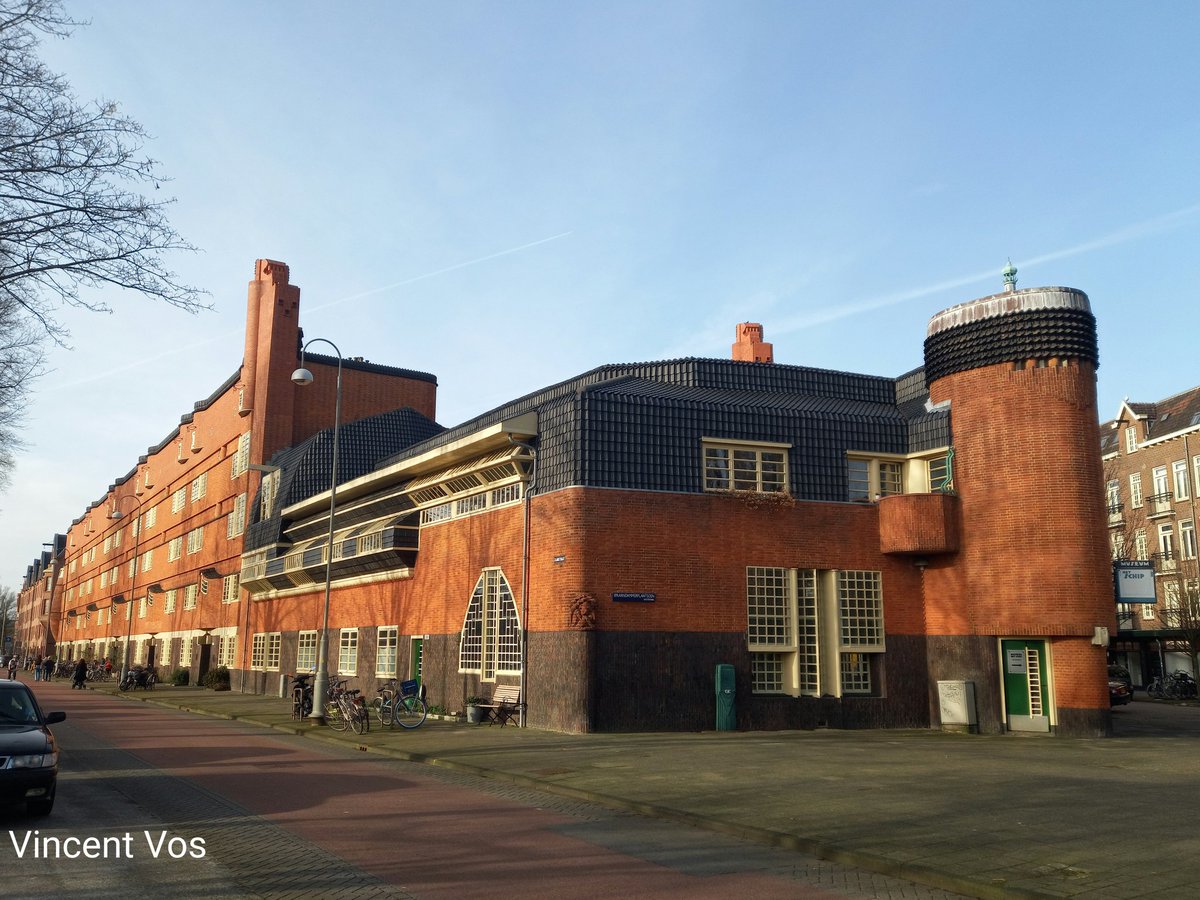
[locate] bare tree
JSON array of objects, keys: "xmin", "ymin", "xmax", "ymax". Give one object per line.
[
  {"xmin": 1157, "ymin": 560, "xmax": 1200, "ymax": 680},
  {"xmin": 0, "ymin": 0, "xmax": 206, "ymax": 489},
  {"xmin": 0, "ymin": 585, "xmax": 14, "ymax": 656}
]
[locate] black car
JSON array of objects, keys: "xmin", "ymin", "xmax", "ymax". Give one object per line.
[
  {"xmin": 1108, "ymin": 665, "xmax": 1133, "ymax": 706},
  {"xmin": 0, "ymin": 681, "xmax": 66, "ymax": 815}
]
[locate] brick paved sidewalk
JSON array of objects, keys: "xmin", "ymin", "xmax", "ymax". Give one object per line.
[{"xmin": 58, "ymin": 681, "xmax": 1200, "ymax": 899}]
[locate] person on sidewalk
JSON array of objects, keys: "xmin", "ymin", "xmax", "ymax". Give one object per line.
[
  {"xmin": 72, "ymin": 658, "xmax": 88, "ymax": 689},
  {"xmin": 41, "ymin": 656, "xmax": 53, "ymax": 682},
  {"xmin": 6, "ymin": 656, "xmax": 17, "ymax": 680}
]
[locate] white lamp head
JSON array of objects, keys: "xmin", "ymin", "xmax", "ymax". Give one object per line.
[{"xmin": 291, "ymin": 367, "xmax": 314, "ymax": 386}]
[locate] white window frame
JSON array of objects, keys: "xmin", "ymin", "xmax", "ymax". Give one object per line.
[
  {"xmin": 296, "ymin": 631, "xmax": 318, "ymax": 673},
  {"xmin": 376, "ymin": 626, "xmax": 398, "ymax": 678},
  {"xmin": 1130, "ymin": 473, "xmax": 1143, "ymax": 509},
  {"xmin": 1174, "ymin": 460, "xmax": 1190, "ymax": 501},
  {"xmin": 184, "ymin": 583, "xmax": 199, "ymax": 610},
  {"xmin": 338, "ymin": 628, "xmax": 358, "ymax": 675},
  {"xmin": 702, "ymin": 439, "xmax": 790, "ymax": 494},
  {"xmin": 191, "ymin": 472, "xmax": 208, "ymax": 502},
  {"xmin": 221, "ymin": 574, "xmax": 240, "ymax": 604},
  {"xmin": 228, "ymin": 492, "xmax": 248, "ymax": 539},
  {"xmin": 186, "ymin": 526, "xmax": 204, "ymax": 555},
  {"xmin": 164, "ymin": 589, "xmax": 177, "ymax": 614},
  {"xmin": 1125, "ymin": 425, "xmax": 1138, "ymax": 453},
  {"xmin": 168, "ymin": 536, "xmax": 183, "ymax": 561},
  {"xmin": 1180, "ymin": 519, "xmax": 1197, "ymax": 561},
  {"xmin": 458, "ymin": 568, "xmax": 522, "ymax": 680},
  {"xmin": 172, "ymin": 487, "xmax": 187, "ymax": 514},
  {"xmin": 231, "ymin": 432, "xmax": 251, "ymax": 480}
]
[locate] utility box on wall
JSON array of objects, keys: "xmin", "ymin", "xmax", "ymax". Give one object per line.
[
  {"xmin": 715, "ymin": 664, "xmax": 736, "ymax": 731},
  {"xmin": 937, "ymin": 680, "xmax": 978, "ymax": 733}
]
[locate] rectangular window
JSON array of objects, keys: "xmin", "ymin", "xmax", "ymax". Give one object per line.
[
  {"xmin": 168, "ymin": 536, "xmax": 183, "ymax": 561},
  {"xmin": 221, "ymin": 574, "xmax": 240, "ymax": 604},
  {"xmin": 338, "ymin": 629, "xmax": 358, "ymax": 675},
  {"xmin": 141, "ymin": 549, "xmax": 153, "ymax": 572},
  {"xmin": 127, "ymin": 559, "xmax": 135, "ymax": 578},
  {"xmin": 138, "ymin": 596, "xmax": 147, "ymax": 619},
  {"xmin": 747, "ymin": 567, "xmax": 793, "ymax": 649},
  {"xmin": 266, "ymin": 633, "xmax": 281, "ymax": 670},
  {"xmin": 227, "ymin": 492, "xmax": 248, "ymax": 538},
  {"xmin": 164, "ymin": 589, "xmax": 177, "ymax": 614},
  {"xmin": 1130, "ymin": 473, "xmax": 1143, "ymax": 508},
  {"xmin": 218, "ymin": 634, "xmax": 236, "ymax": 668},
  {"xmin": 259, "ymin": 470, "xmax": 279, "ymax": 522},
  {"xmin": 847, "ymin": 459, "xmax": 871, "ymax": 501},
  {"xmin": 1174, "ymin": 461, "xmax": 1190, "ymax": 501},
  {"xmin": 296, "ymin": 631, "xmax": 318, "ymax": 672},
  {"xmin": 186, "ymin": 526, "xmax": 204, "ymax": 555},
  {"xmin": 180, "ymin": 634, "xmax": 193, "ymax": 667},
  {"xmin": 839, "ymin": 571, "xmax": 884, "ymax": 651},
  {"xmin": 103, "ymin": 535, "xmax": 112, "ymax": 554},
  {"xmin": 377, "ymin": 626, "xmax": 398, "ymax": 677},
  {"xmin": 251, "ymin": 633, "xmax": 266, "ymax": 669},
  {"xmin": 1134, "ymin": 529, "xmax": 1148, "ymax": 560},
  {"xmin": 184, "ymin": 583, "xmax": 198, "ymax": 610},
  {"xmin": 172, "ymin": 487, "xmax": 187, "ymax": 514},
  {"xmin": 100, "ymin": 570, "xmax": 109, "ymax": 589},
  {"xmin": 878, "ymin": 462, "xmax": 902, "ymax": 497},
  {"xmin": 1181, "ymin": 520, "xmax": 1197, "ymax": 561},
  {"xmin": 1125, "ymin": 425, "xmax": 1138, "ymax": 453},
  {"xmin": 191, "ymin": 472, "xmax": 208, "ymax": 502},
  {"xmin": 1152, "ymin": 466, "xmax": 1169, "ymax": 497},
  {"xmin": 231, "ymin": 432, "xmax": 251, "ymax": 479},
  {"xmin": 144, "ymin": 506, "xmax": 157, "ymax": 530},
  {"xmin": 702, "ymin": 440, "xmax": 789, "ymax": 493},
  {"xmin": 1106, "ymin": 480, "xmax": 1121, "ymax": 509}
]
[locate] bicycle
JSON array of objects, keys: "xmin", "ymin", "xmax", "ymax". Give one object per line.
[
  {"xmin": 290, "ymin": 673, "xmax": 314, "ymax": 720},
  {"xmin": 370, "ymin": 678, "xmax": 427, "ymax": 730},
  {"xmin": 324, "ymin": 679, "xmax": 371, "ymax": 734},
  {"xmin": 1147, "ymin": 671, "xmax": 1198, "ymax": 700}
]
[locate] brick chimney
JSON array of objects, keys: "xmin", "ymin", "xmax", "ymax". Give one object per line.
[{"xmin": 732, "ymin": 322, "xmax": 773, "ymax": 363}]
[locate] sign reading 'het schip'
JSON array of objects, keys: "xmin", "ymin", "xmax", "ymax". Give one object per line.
[{"xmin": 1114, "ymin": 560, "xmax": 1157, "ymax": 604}]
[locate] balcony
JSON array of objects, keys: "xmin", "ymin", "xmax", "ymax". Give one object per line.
[
  {"xmin": 1145, "ymin": 492, "xmax": 1175, "ymax": 519},
  {"xmin": 1107, "ymin": 503, "xmax": 1125, "ymax": 528},
  {"xmin": 879, "ymin": 492, "xmax": 961, "ymax": 556},
  {"xmin": 1151, "ymin": 550, "xmax": 1178, "ymax": 574}
]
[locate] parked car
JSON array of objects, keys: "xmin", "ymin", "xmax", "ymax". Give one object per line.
[
  {"xmin": 1109, "ymin": 665, "xmax": 1133, "ymax": 691},
  {"xmin": 0, "ymin": 681, "xmax": 66, "ymax": 815},
  {"xmin": 1109, "ymin": 678, "xmax": 1133, "ymax": 706}
]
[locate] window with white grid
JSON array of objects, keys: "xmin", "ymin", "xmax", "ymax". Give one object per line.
[
  {"xmin": 251, "ymin": 633, "xmax": 266, "ymax": 669},
  {"xmin": 231, "ymin": 432, "xmax": 251, "ymax": 479},
  {"xmin": 218, "ymin": 634, "xmax": 236, "ymax": 668},
  {"xmin": 296, "ymin": 631, "xmax": 318, "ymax": 672},
  {"xmin": 377, "ymin": 626, "xmax": 398, "ymax": 677},
  {"xmin": 221, "ymin": 574, "xmax": 239, "ymax": 604},
  {"xmin": 190, "ymin": 472, "xmax": 207, "ymax": 502},
  {"xmin": 184, "ymin": 583, "xmax": 198, "ymax": 610},
  {"xmin": 186, "ymin": 526, "xmax": 204, "ymax": 555},
  {"xmin": 144, "ymin": 506, "xmax": 157, "ymax": 530},
  {"xmin": 266, "ymin": 633, "xmax": 281, "ymax": 670},
  {"xmin": 838, "ymin": 571, "xmax": 884, "ymax": 651},
  {"xmin": 458, "ymin": 568, "xmax": 522, "ymax": 679},
  {"xmin": 747, "ymin": 567, "xmax": 792, "ymax": 648},
  {"xmin": 172, "ymin": 487, "xmax": 187, "ymax": 514},
  {"xmin": 338, "ymin": 629, "xmax": 358, "ymax": 675},
  {"xmin": 168, "ymin": 536, "xmax": 182, "ymax": 561},
  {"xmin": 840, "ymin": 653, "xmax": 872, "ymax": 694},
  {"xmin": 703, "ymin": 440, "xmax": 788, "ymax": 493},
  {"xmin": 227, "ymin": 492, "xmax": 247, "ymax": 538},
  {"xmin": 751, "ymin": 653, "xmax": 785, "ymax": 693},
  {"xmin": 259, "ymin": 470, "xmax": 279, "ymax": 522},
  {"xmin": 796, "ymin": 570, "xmax": 819, "ymax": 694},
  {"xmin": 164, "ymin": 589, "xmax": 177, "ymax": 614},
  {"xmin": 142, "ymin": 549, "xmax": 153, "ymax": 572},
  {"xmin": 138, "ymin": 596, "xmax": 147, "ymax": 618}
]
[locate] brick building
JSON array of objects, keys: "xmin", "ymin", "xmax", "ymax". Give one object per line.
[
  {"xmin": 22, "ymin": 261, "xmax": 1116, "ymax": 735},
  {"xmin": 1101, "ymin": 386, "xmax": 1200, "ymax": 684},
  {"xmin": 16, "ymin": 260, "xmax": 436, "ymax": 678}
]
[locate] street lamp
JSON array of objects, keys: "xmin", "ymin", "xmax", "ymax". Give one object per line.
[
  {"xmin": 109, "ymin": 494, "xmax": 143, "ymax": 684},
  {"xmin": 291, "ymin": 337, "xmax": 342, "ymax": 725}
]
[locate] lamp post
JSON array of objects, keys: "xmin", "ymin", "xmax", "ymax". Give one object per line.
[
  {"xmin": 291, "ymin": 337, "xmax": 342, "ymax": 724},
  {"xmin": 109, "ymin": 494, "xmax": 143, "ymax": 685}
]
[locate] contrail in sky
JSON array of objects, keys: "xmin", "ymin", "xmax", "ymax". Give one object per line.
[
  {"xmin": 769, "ymin": 202, "xmax": 1200, "ymax": 336},
  {"xmin": 47, "ymin": 231, "xmax": 574, "ymax": 390}
]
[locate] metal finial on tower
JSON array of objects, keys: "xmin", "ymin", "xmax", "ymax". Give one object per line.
[{"xmin": 1002, "ymin": 259, "xmax": 1018, "ymax": 291}]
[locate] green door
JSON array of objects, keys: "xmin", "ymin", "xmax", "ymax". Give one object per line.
[{"xmin": 1001, "ymin": 639, "xmax": 1050, "ymax": 733}]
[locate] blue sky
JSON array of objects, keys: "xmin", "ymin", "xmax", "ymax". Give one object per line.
[{"xmin": 5, "ymin": 1, "xmax": 1199, "ymax": 587}]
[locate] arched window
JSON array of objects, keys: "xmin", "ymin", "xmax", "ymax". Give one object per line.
[{"xmin": 458, "ymin": 568, "xmax": 521, "ymax": 680}]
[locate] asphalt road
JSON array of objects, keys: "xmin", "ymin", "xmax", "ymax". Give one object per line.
[{"xmin": 2, "ymin": 682, "xmax": 962, "ymax": 900}]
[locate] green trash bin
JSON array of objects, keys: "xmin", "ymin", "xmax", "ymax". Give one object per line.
[{"xmin": 715, "ymin": 663, "xmax": 735, "ymax": 731}]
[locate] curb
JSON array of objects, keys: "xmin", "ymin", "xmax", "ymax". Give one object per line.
[{"xmin": 102, "ymin": 687, "xmax": 1052, "ymax": 900}]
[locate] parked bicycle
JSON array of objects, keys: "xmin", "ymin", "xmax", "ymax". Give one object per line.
[
  {"xmin": 323, "ymin": 679, "xmax": 371, "ymax": 734},
  {"xmin": 1146, "ymin": 670, "xmax": 1198, "ymax": 700},
  {"xmin": 370, "ymin": 678, "xmax": 427, "ymax": 730},
  {"xmin": 118, "ymin": 665, "xmax": 157, "ymax": 692},
  {"xmin": 289, "ymin": 672, "xmax": 315, "ymax": 720}
]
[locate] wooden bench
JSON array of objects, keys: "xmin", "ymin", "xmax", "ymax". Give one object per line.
[{"xmin": 475, "ymin": 685, "xmax": 523, "ymax": 726}]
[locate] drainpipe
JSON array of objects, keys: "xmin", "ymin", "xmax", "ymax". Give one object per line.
[{"xmin": 508, "ymin": 436, "xmax": 538, "ymax": 727}]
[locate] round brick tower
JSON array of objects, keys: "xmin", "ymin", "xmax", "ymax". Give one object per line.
[{"xmin": 922, "ymin": 274, "xmax": 1115, "ymax": 736}]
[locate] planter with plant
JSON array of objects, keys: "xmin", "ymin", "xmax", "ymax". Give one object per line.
[{"xmin": 465, "ymin": 696, "xmax": 487, "ymax": 724}]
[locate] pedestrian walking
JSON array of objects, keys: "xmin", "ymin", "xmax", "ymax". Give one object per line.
[
  {"xmin": 6, "ymin": 656, "xmax": 16, "ymax": 680},
  {"xmin": 32, "ymin": 655, "xmax": 41, "ymax": 681},
  {"xmin": 41, "ymin": 655, "xmax": 53, "ymax": 682}
]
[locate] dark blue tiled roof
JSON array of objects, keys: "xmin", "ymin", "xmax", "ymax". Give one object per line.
[{"xmin": 244, "ymin": 407, "xmax": 444, "ymax": 551}]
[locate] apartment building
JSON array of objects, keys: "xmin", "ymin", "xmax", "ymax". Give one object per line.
[
  {"xmin": 23, "ymin": 263, "xmax": 1117, "ymax": 736},
  {"xmin": 1101, "ymin": 387, "xmax": 1200, "ymax": 684}
]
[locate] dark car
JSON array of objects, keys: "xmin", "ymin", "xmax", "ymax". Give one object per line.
[
  {"xmin": 0, "ymin": 681, "xmax": 66, "ymax": 815},
  {"xmin": 1109, "ymin": 678, "xmax": 1132, "ymax": 706}
]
